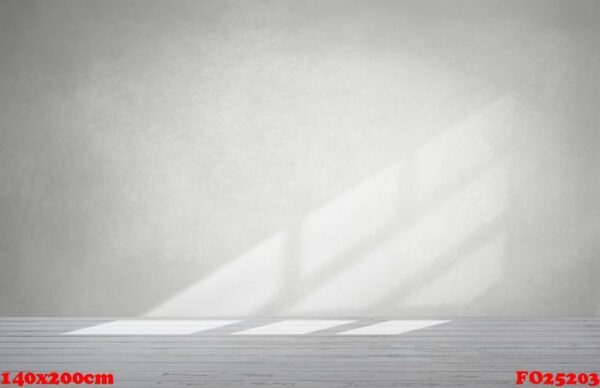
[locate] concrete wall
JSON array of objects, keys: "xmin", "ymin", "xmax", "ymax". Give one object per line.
[{"xmin": 0, "ymin": 0, "xmax": 598, "ymax": 316}]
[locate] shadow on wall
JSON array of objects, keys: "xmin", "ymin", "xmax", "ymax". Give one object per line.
[{"xmin": 0, "ymin": 0, "xmax": 598, "ymax": 316}]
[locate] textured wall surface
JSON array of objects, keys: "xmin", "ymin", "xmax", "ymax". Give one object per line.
[{"xmin": 0, "ymin": 0, "xmax": 598, "ymax": 316}]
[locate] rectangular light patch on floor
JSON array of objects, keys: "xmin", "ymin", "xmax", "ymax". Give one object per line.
[
  {"xmin": 339, "ymin": 320, "xmax": 449, "ymax": 335},
  {"xmin": 64, "ymin": 320, "xmax": 239, "ymax": 335},
  {"xmin": 234, "ymin": 320, "xmax": 354, "ymax": 335}
]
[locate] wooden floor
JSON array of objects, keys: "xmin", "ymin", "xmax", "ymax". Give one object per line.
[{"xmin": 1, "ymin": 318, "xmax": 599, "ymax": 387}]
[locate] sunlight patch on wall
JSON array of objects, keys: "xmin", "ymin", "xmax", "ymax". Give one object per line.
[
  {"xmin": 403, "ymin": 234, "xmax": 505, "ymax": 307},
  {"xmin": 285, "ymin": 155, "xmax": 510, "ymax": 314},
  {"xmin": 415, "ymin": 94, "xmax": 517, "ymax": 200},
  {"xmin": 145, "ymin": 90, "xmax": 517, "ymax": 317},
  {"xmin": 145, "ymin": 233, "xmax": 284, "ymax": 316},
  {"xmin": 300, "ymin": 160, "xmax": 406, "ymax": 278}
]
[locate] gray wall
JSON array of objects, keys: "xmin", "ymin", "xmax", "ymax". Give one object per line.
[{"xmin": 0, "ymin": 0, "xmax": 598, "ymax": 317}]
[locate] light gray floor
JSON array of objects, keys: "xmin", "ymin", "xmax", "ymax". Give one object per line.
[{"xmin": 1, "ymin": 318, "xmax": 599, "ymax": 387}]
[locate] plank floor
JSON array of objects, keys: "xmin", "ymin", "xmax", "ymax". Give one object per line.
[{"xmin": 0, "ymin": 318, "xmax": 599, "ymax": 387}]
